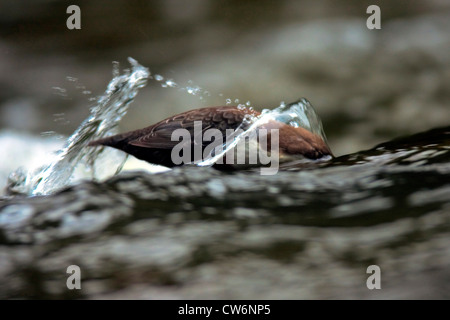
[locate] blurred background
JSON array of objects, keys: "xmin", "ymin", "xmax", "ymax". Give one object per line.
[{"xmin": 1, "ymin": 0, "xmax": 449, "ymax": 157}]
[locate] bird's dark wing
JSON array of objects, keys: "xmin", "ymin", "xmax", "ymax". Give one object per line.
[
  {"xmin": 87, "ymin": 106, "xmax": 260, "ymax": 167},
  {"xmin": 127, "ymin": 106, "xmax": 258, "ymax": 149}
]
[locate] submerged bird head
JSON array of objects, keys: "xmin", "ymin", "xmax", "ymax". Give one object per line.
[{"xmin": 258, "ymin": 119, "xmax": 332, "ymax": 161}]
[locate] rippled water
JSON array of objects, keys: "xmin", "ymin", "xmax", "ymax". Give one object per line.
[
  {"xmin": 0, "ymin": 125, "xmax": 448, "ymax": 299},
  {"xmin": 0, "ymin": 59, "xmax": 449, "ymax": 299}
]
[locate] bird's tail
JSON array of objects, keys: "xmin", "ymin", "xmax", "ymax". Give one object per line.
[{"xmin": 88, "ymin": 133, "xmax": 131, "ymax": 148}]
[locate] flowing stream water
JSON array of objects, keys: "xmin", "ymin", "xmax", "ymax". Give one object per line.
[{"xmin": 0, "ymin": 59, "xmax": 448, "ymax": 299}]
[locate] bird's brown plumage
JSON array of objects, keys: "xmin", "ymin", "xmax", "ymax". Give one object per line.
[{"xmin": 88, "ymin": 106, "xmax": 332, "ymax": 168}]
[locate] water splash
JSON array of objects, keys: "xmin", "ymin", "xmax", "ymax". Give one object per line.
[
  {"xmin": 265, "ymin": 98, "xmax": 329, "ymax": 143},
  {"xmin": 6, "ymin": 56, "xmax": 329, "ymax": 195},
  {"xmin": 52, "ymin": 87, "xmax": 68, "ymax": 98},
  {"xmin": 182, "ymin": 80, "xmax": 210, "ymax": 101},
  {"xmin": 194, "ymin": 111, "xmax": 274, "ymax": 167},
  {"xmin": 196, "ymin": 98, "xmax": 331, "ymax": 167},
  {"xmin": 153, "ymin": 76, "xmax": 212, "ymax": 100},
  {"xmin": 8, "ymin": 57, "xmax": 150, "ymax": 196}
]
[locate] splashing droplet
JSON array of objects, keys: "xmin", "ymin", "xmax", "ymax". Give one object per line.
[
  {"xmin": 112, "ymin": 61, "xmax": 120, "ymax": 77},
  {"xmin": 186, "ymin": 85, "xmax": 202, "ymax": 96},
  {"xmin": 40, "ymin": 131, "xmax": 57, "ymax": 137},
  {"xmin": 52, "ymin": 87, "xmax": 67, "ymax": 97},
  {"xmin": 165, "ymin": 79, "xmax": 177, "ymax": 88}
]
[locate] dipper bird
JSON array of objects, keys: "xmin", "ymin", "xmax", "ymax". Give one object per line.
[{"xmin": 88, "ymin": 106, "xmax": 332, "ymax": 169}]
